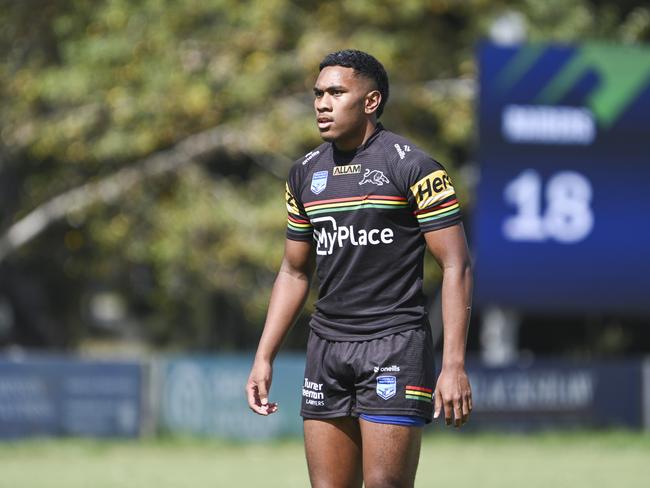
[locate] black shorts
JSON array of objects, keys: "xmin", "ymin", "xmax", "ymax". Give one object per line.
[{"xmin": 300, "ymin": 325, "xmax": 436, "ymax": 422}]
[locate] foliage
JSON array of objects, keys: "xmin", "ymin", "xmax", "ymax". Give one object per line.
[{"xmin": 0, "ymin": 0, "xmax": 648, "ymax": 349}]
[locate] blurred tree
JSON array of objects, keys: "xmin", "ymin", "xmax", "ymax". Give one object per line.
[{"xmin": 0, "ymin": 0, "xmax": 648, "ymax": 350}]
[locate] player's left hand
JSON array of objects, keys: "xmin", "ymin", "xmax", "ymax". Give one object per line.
[{"xmin": 434, "ymin": 366, "xmax": 472, "ymax": 427}]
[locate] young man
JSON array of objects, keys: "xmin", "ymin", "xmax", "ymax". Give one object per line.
[{"xmin": 246, "ymin": 50, "xmax": 473, "ymax": 488}]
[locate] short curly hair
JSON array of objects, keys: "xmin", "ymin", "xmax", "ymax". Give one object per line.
[{"xmin": 319, "ymin": 49, "xmax": 389, "ymax": 118}]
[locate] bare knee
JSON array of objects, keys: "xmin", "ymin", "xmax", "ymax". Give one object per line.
[
  {"xmin": 308, "ymin": 467, "xmax": 363, "ymax": 488},
  {"xmin": 363, "ymin": 469, "xmax": 412, "ymax": 488},
  {"xmin": 309, "ymin": 479, "xmax": 358, "ymax": 488}
]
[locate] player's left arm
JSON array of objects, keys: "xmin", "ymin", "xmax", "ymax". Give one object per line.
[{"xmin": 424, "ymin": 223, "xmax": 473, "ymax": 427}]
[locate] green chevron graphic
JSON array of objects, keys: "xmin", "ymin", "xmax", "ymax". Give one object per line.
[
  {"xmin": 496, "ymin": 43, "xmax": 650, "ymax": 129},
  {"xmin": 495, "ymin": 44, "xmax": 546, "ymax": 94},
  {"xmin": 537, "ymin": 44, "xmax": 650, "ymax": 128}
]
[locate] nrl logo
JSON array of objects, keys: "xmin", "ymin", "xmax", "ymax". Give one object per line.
[
  {"xmin": 359, "ymin": 169, "xmax": 389, "ymax": 186},
  {"xmin": 376, "ymin": 375, "xmax": 397, "ymax": 400},
  {"xmin": 311, "ymin": 170, "xmax": 328, "ymax": 194}
]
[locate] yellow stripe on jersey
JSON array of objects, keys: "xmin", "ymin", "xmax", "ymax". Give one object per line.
[{"xmin": 287, "ymin": 219, "xmax": 311, "ymax": 228}]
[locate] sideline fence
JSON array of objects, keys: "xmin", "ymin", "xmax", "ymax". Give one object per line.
[{"xmin": 1, "ymin": 353, "xmax": 648, "ymax": 439}]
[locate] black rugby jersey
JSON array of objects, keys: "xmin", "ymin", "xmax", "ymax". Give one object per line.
[{"xmin": 286, "ymin": 124, "xmax": 462, "ymax": 341}]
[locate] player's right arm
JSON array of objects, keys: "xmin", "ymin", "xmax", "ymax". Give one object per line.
[{"xmin": 246, "ymin": 238, "xmax": 313, "ymax": 415}]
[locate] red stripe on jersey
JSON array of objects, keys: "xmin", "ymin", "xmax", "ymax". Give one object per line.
[
  {"xmin": 288, "ymin": 214, "xmax": 310, "ymax": 224},
  {"xmin": 405, "ymin": 385, "xmax": 433, "ymax": 393},
  {"xmin": 413, "ymin": 198, "xmax": 458, "ymax": 215},
  {"xmin": 305, "ymin": 194, "xmax": 407, "ymax": 208}
]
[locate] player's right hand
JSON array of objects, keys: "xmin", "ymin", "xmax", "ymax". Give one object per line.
[{"xmin": 246, "ymin": 359, "xmax": 279, "ymax": 416}]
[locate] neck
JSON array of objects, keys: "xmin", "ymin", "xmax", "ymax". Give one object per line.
[{"xmin": 334, "ymin": 120, "xmax": 378, "ymax": 152}]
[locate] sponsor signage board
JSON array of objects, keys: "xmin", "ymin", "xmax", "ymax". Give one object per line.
[
  {"xmin": 158, "ymin": 354, "xmax": 305, "ymax": 439},
  {"xmin": 3, "ymin": 354, "xmax": 643, "ymax": 438},
  {"xmin": 474, "ymin": 42, "xmax": 650, "ymax": 312},
  {"xmin": 0, "ymin": 356, "xmax": 143, "ymax": 438},
  {"xmin": 159, "ymin": 354, "xmax": 645, "ymax": 437},
  {"xmin": 462, "ymin": 358, "xmax": 643, "ymax": 431}
]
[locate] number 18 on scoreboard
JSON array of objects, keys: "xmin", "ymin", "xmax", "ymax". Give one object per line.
[{"xmin": 473, "ymin": 42, "xmax": 650, "ymax": 313}]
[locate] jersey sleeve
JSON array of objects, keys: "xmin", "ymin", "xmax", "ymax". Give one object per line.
[
  {"xmin": 285, "ymin": 168, "xmax": 313, "ymax": 242},
  {"xmin": 403, "ymin": 155, "xmax": 462, "ymax": 233}
]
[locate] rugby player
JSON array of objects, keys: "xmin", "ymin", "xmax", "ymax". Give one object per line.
[{"xmin": 246, "ymin": 49, "xmax": 473, "ymax": 488}]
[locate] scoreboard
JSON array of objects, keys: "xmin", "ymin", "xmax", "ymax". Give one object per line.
[{"xmin": 473, "ymin": 42, "xmax": 650, "ymax": 313}]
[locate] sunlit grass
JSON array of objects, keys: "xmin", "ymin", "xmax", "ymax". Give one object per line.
[{"xmin": 0, "ymin": 431, "xmax": 648, "ymax": 488}]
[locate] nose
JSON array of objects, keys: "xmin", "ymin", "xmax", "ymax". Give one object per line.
[{"xmin": 315, "ymin": 94, "xmax": 331, "ymax": 113}]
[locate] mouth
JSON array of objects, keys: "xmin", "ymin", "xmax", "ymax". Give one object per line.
[{"xmin": 317, "ymin": 117, "xmax": 333, "ymax": 130}]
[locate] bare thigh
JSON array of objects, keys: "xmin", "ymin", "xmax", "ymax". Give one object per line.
[
  {"xmin": 359, "ymin": 419, "xmax": 423, "ymax": 488},
  {"xmin": 304, "ymin": 417, "xmax": 363, "ymax": 488}
]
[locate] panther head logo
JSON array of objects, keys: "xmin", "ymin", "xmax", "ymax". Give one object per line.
[{"xmin": 359, "ymin": 169, "xmax": 390, "ymax": 186}]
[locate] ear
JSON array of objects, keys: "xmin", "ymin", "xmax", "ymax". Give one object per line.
[{"xmin": 364, "ymin": 90, "xmax": 382, "ymax": 115}]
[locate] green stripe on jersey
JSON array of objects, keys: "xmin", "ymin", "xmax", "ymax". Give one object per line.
[
  {"xmin": 406, "ymin": 394, "xmax": 432, "ymax": 403},
  {"xmin": 417, "ymin": 207, "xmax": 460, "ymax": 223},
  {"xmin": 306, "ymin": 203, "xmax": 407, "ymax": 216},
  {"xmin": 288, "ymin": 223, "xmax": 312, "ymax": 232}
]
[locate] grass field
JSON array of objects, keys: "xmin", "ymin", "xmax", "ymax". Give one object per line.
[{"xmin": 0, "ymin": 431, "xmax": 648, "ymax": 488}]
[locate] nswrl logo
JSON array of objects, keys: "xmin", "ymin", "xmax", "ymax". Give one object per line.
[
  {"xmin": 376, "ymin": 375, "xmax": 397, "ymax": 400},
  {"xmin": 311, "ymin": 171, "xmax": 328, "ymax": 194}
]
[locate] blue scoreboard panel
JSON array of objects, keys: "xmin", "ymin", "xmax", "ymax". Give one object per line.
[{"xmin": 473, "ymin": 42, "xmax": 650, "ymax": 313}]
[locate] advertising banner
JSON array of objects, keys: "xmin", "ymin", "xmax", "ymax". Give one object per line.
[
  {"xmin": 465, "ymin": 358, "xmax": 643, "ymax": 431},
  {"xmin": 158, "ymin": 354, "xmax": 645, "ymax": 437},
  {"xmin": 158, "ymin": 354, "xmax": 305, "ymax": 439},
  {"xmin": 2, "ymin": 354, "xmax": 644, "ymax": 438},
  {"xmin": 0, "ymin": 356, "xmax": 143, "ymax": 438}
]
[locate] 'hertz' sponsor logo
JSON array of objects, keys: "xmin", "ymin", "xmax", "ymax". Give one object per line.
[
  {"xmin": 285, "ymin": 183, "xmax": 301, "ymax": 214},
  {"xmin": 410, "ymin": 170, "xmax": 455, "ymax": 209},
  {"xmin": 333, "ymin": 164, "xmax": 361, "ymax": 176},
  {"xmin": 312, "ymin": 216, "xmax": 394, "ymax": 255}
]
